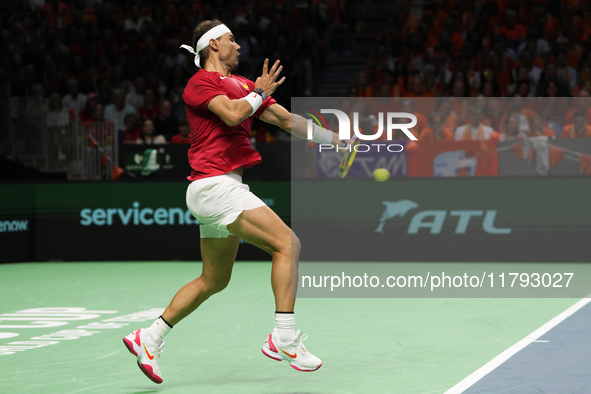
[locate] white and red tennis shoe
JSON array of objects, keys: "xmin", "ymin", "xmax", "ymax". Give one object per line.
[
  {"xmin": 262, "ymin": 330, "xmax": 322, "ymax": 371},
  {"xmin": 123, "ymin": 329, "xmax": 165, "ymax": 384}
]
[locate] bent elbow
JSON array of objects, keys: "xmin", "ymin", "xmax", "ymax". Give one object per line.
[{"xmin": 223, "ymin": 113, "xmax": 242, "ymax": 127}]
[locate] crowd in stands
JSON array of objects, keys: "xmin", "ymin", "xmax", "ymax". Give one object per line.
[
  {"xmin": 348, "ymin": 0, "xmax": 591, "ymax": 141},
  {"xmin": 3, "ymin": 0, "xmax": 345, "ymax": 144},
  {"xmin": 6, "ymin": 0, "xmax": 591, "ymax": 147}
]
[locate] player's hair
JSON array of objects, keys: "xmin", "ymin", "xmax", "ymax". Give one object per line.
[{"xmin": 192, "ymin": 19, "xmax": 224, "ymax": 68}]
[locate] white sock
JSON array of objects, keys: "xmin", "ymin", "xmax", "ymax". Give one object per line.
[
  {"xmin": 273, "ymin": 312, "xmax": 295, "ymax": 344},
  {"xmin": 145, "ymin": 316, "xmax": 172, "ymax": 343}
]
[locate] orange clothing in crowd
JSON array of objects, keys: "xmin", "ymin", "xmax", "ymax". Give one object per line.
[
  {"xmin": 564, "ymin": 108, "xmax": 591, "ymax": 126},
  {"xmin": 499, "ymin": 108, "xmax": 537, "ymax": 134},
  {"xmin": 358, "ymin": 85, "xmax": 375, "ymax": 98},
  {"xmin": 391, "ymin": 84, "xmax": 406, "ymax": 98},
  {"xmin": 561, "ymin": 124, "xmax": 591, "ymax": 138},
  {"xmin": 412, "ymin": 112, "xmax": 428, "ymax": 135},
  {"xmin": 499, "ymin": 23, "xmax": 527, "ymax": 42},
  {"xmin": 418, "ymin": 127, "xmax": 454, "ymax": 141},
  {"xmin": 42, "ymin": 1, "xmax": 72, "ymax": 28},
  {"xmin": 443, "ymin": 112, "xmax": 458, "ymax": 130},
  {"xmin": 451, "ymin": 98, "xmax": 469, "ymax": 122}
]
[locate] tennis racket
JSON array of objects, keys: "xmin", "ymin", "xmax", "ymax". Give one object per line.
[{"xmin": 338, "ymin": 135, "xmax": 359, "ymax": 179}]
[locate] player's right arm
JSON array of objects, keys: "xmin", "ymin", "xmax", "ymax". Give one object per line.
[
  {"xmin": 207, "ymin": 95, "xmax": 257, "ymax": 127},
  {"xmin": 207, "ymin": 59, "xmax": 285, "ymax": 127}
]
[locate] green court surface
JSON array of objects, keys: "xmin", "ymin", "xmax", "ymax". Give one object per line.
[{"xmin": 0, "ymin": 262, "xmax": 580, "ymax": 394}]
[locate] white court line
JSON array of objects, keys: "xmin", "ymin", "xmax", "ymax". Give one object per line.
[{"xmin": 444, "ymin": 297, "xmax": 591, "ymax": 394}]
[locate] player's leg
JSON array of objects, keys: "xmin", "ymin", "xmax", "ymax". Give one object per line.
[
  {"xmin": 227, "ymin": 206, "xmax": 322, "ymax": 371},
  {"xmin": 226, "ymin": 205, "xmax": 297, "ymax": 312},
  {"xmin": 161, "ymin": 235, "xmax": 239, "ymax": 326},
  {"xmin": 123, "ymin": 235, "xmax": 239, "ymax": 383}
]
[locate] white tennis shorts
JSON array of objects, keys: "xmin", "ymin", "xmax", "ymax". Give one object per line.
[{"xmin": 186, "ymin": 172, "xmax": 266, "ymax": 238}]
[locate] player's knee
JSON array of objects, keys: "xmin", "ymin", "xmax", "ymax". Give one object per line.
[
  {"xmin": 291, "ymin": 232, "xmax": 301, "ymax": 256},
  {"xmin": 202, "ymin": 276, "xmax": 231, "ymax": 295},
  {"xmin": 273, "ymin": 231, "xmax": 300, "ymax": 258}
]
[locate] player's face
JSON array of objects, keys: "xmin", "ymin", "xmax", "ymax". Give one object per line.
[{"xmin": 219, "ymin": 33, "xmax": 240, "ymax": 70}]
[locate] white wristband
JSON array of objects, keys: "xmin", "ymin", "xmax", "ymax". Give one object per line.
[
  {"xmin": 244, "ymin": 92, "xmax": 263, "ymax": 116},
  {"xmin": 311, "ymin": 124, "xmax": 334, "ymax": 144}
]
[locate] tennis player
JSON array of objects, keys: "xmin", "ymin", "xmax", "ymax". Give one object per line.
[{"xmin": 123, "ymin": 20, "xmax": 343, "ymax": 384}]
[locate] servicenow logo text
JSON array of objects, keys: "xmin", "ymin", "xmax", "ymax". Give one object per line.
[
  {"xmin": 0, "ymin": 220, "xmax": 29, "ymax": 232},
  {"xmin": 80, "ymin": 202, "xmax": 198, "ymax": 226}
]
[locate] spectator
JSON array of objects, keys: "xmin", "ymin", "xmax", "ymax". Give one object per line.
[
  {"xmin": 122, "ymin": 113, "xmax": 142, "ymax": 144},
  {"xmin": 499, "ymin": 10, "xmax": 527, "ymax": 51},
  {"xmin": 454, "ymin": 105, "xmax": 494, "ymax": 140},
  {"xmin": 536, "ymin": 62, "xmax": 570, "ymax": 97},
  {"xmin": 138, "ymin": 89, "xmax": 160, "ymax": 121},
  {"xmin": 79, "ymin": 93, "xmax": 98, "ymax": 123},
  {"xmin": 62, "ymin": 78, "xmax": 86, "ymax": 117},
  {"xmin": 405, "ymin": 74, "xmax": 435, "ymax": 115},
  {"xmin": 564, "ymin": 90, "xmax": 591, "ymax": 125},
  {"xmin": 517, "ymin": 26, "xmax": 551, "ymax": 59},
  {"xmin": 153, "ymin": 101, "xmax": 178, "ymax": 141},
  {"xmin": 47, "ymin": 92, "xmax": 71, "ymax": 160},
  {"xmin": 562, "ymin": 111, "xmax": 591, "ymax": 138},
  {"xmin": 450, "ymin": 79, "xmax": 469, "ymax": 124},
  {"xmin": 538, "ymin": 80, "xmax": 570, "ymax": 122},
  {"xmin": 124, "ymin": 6, "xmax": 150, "ymax": 33},
  {"xmin": 355, "ymin": 71, "xmax": 375, "ymax": 98},
  {"xmin": 164, "ymin": 38, "xmax": 187, "ymax": 71},
  {"xmin": 137, "ymin": 119, "xmax": 166, "ymax": 144},
  {"xmin": 499, "ymin": 95, "xmax": 537, "ymax": 134},
  {"xmin": 90, "ymin": 103, "xmax": 105, "ymax": 123},
  {"xmin": 419, "ymin": 112, "xmax": 454, "ymax": 141},
  {"xmin": 421, "ymin": 64, "xmax": 439, "ymax": 96},
  {"xmin": 556, "ymin": 50, "xmax": 577, "ymax": 95},
  {"xmin": 500, "ymin": 114, "xmax": 526, "ymax": 141},
  {"xmin": 507, "ymin": 66, "xmax": 530, "ymax": 95},
  {"xmin": 489, "ymin": 54, "xmax": 512, "ymax": 96},
  {"xmin": 125, "ymin": 77, "xmax": 145, "ymax": 110},
  {"xmin": 42, "ymin": 0, "xmax": 71, "ymax": 29},
  {"xmin": 470, "ymin": 95, "xmax": 494, "ymax": 127},
  {"xmin": 517, "ymin": 50, "xmax": 543, "ymax": 88},
  {"xmin": 401, "ymin": 99, "xmax": 428, "ymax": 135},
  {"xmin": 528, "ymin": 115, "xmax": 556, "ymax": 139},
  {"xmin": 436, "ymin": 97, "xmax": 458, "ymax": 130},
  {"xmin": 104, "ymin": 89, "xmax": 137, "ymax": 135},
  {"xmin": 83, "ymin": 103, "xmax": 114, "ymax": 145},
  {"xmin": 171, "ymin": 120, "xmax": 191, "ymax": 144}
]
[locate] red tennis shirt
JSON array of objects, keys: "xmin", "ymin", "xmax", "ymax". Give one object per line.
[{"xmin": 183, "ymin": 68, "xmax": 276, "ymax": 181}]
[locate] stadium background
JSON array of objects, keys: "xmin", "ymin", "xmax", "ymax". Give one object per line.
[{"xmin": 2, "ymin": 1, "xmax": 591, "ymax": 393}]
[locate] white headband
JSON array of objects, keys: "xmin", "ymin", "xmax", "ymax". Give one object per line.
[{"xmin": 180, "ymin": 24, "xmax": 232, "ymax": 68}]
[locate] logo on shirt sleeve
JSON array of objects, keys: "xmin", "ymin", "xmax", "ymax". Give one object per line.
[{"xmin": 242, "ymin": 84, "xmax": 249, "ymax": 90}]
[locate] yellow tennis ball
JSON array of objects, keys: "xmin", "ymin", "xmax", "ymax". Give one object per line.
[{"xmin": 373, "ymin": 168, "xmax": 390, "ymax": 182}]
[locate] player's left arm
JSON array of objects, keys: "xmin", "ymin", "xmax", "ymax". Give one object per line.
[{"xmin": 259, "ymin": 103, "xmax": 342, "ymax": 146}]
